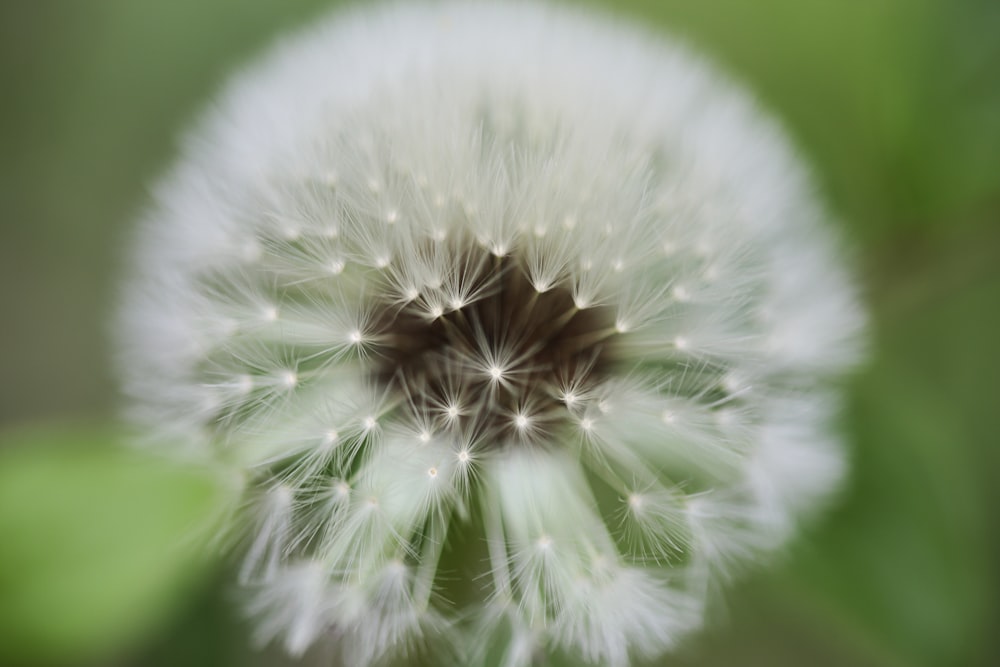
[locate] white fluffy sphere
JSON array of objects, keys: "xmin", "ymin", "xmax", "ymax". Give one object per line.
[{"xmin": 118, "ymin": 3, "xmax": 864, "ymax": 665}]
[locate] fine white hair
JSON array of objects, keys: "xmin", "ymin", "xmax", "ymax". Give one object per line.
[{"xmin": 118, "ymin": 2, "xmax": 865, "ymax": 665}]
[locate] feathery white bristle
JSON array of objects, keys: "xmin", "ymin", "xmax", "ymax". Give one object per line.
[{"xmin": 117, "ymin": 2, "xmax": 865, "ymax": 664}]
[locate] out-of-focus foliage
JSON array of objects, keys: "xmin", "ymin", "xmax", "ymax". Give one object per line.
[
  {"xmin": 0, "ymin": 427, "xmax": 223, "ymax": 665},
  {"xmin": 0, "ymin": 1, "xmax": 997, "ymax": 666}
]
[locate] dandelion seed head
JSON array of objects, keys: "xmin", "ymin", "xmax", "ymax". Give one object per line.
[{"xmin": 118, "ymin": 2, "xmax": 865, "ymax": 665}]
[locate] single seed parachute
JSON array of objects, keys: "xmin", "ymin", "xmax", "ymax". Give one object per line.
[{"xmin": 117, "ymin": 2, "xmax": 865, "ymax": 665}]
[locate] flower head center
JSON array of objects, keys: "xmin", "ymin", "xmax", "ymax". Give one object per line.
[{"xmin": 373, "ymin": 249, "xmax": 618, "ymax": 446}]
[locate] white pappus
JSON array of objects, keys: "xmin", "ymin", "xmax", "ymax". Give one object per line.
[{"xmin": 117, "ymin": 2, "xmax": 865, "ymax": 666}]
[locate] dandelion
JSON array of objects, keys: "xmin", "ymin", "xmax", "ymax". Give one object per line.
[{"xmin": 117, "ymin": 2, "xmax": 864, "ymax": 665}]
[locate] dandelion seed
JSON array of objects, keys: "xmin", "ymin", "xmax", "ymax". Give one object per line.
[{"xmin": 118, "ymin": 2, "xmax": 864, "ymax": 666}]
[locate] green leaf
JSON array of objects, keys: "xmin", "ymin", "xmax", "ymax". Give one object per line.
[{"xmin": 0, "ymin": 426, "xmax": 227, "ymax": 665}]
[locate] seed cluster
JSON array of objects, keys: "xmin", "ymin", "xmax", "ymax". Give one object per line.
[
  {"xmin": 118, "ymin": 3, "xmax": 864, "ymax": 665},
  {"xmin": 373, "ymin": 250, "xmax": 618, "ymax": 447}
]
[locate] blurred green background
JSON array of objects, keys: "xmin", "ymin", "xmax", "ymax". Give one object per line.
[{"xmin": 1, "ymin": 0, "xmax": 998, "ymax": 665}]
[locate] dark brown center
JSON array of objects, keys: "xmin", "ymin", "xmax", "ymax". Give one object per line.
[{"xmin": 371, "ymin": 248, "xmax": 619, "ymax": 446}]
